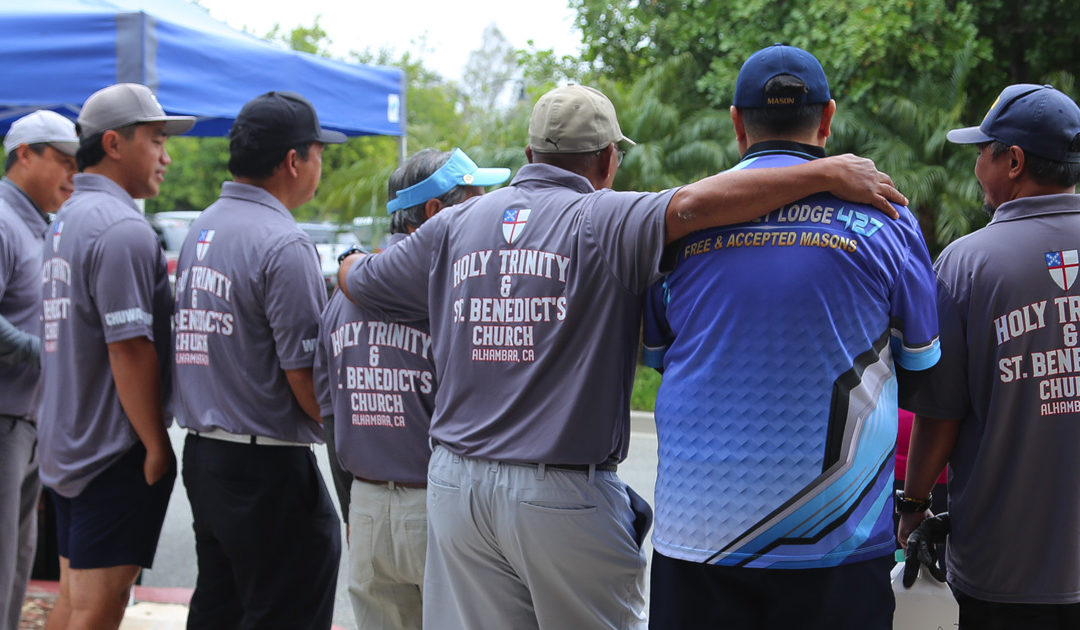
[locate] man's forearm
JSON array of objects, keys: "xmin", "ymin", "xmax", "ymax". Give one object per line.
[
  {"xmin": 665, "ymin": 153, "xmax": 906, "ymax": 244},
  {"xmin": 904, "ymin": 414, "xmax": 960, "ymax": 499},
  {"xmin": 107, "ymin": 336, "xmax": 169, "ymax": 454},
  {"xmin": 0, "ymin": 313, "xmax": 40, "ymax": 367},
  {"xmin": 285, "ymin": 367, "xmax": 322, "ymax": 424}
]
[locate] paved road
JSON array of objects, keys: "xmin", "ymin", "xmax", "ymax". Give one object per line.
[{"xmin": 142, "ymin": 413, "xmax": 659, "ymax": 629}]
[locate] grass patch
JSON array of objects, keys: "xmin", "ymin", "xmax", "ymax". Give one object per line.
[{"xmin": 631, "ymin": 364, "xmax": 661, "ymax": 411}]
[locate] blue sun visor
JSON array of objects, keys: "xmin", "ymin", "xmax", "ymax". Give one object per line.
[{"xmin": 386, "ymin": 148, "xmax": 511, "ymax": 213}]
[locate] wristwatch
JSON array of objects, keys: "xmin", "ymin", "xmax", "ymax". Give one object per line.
[
  {"xmin": 894, "ymin": 489, "xmax": 933, "ymax": 514},
  {"xmin": 337, "ymin": 246, "xmax": 366, "ymax": 265}
]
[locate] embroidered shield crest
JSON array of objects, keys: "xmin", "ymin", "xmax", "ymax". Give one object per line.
[
  {"xmin": 502, "ymin": 208, "xmax": 531, "ymax": 245},
  {"xmin": 1046, "ymin": 250, "xmax": 1079, "ymax": 291},
  {"xmin": 51, "ymin": 221, "xmax": 63, "ymax": 252},
  {"xmin": 196, "ymin": 229, "xmax": 215, "ymax": 261}
]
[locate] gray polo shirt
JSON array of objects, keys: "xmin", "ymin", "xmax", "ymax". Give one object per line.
[
  {"xmin": 173, "ymin": 182, "xmax": 326, "ymax": 443},
  {"xmin": 0, "ymin": 178, "xmax": 47, "ymax": 417},
  {"xmin": 315, "ymin": 233, "xmax": 435, "ymax": 484},
  {"xmin": 37, "ymin": 173, "xmax": 173, "ymax": 498},
  {"xmin": 345, "ymin": 163, "xmax": 674, "ymax": 464},
  {"xmin": 906, "ymin": 193, "xmax": 1080, "ymax": 604}
]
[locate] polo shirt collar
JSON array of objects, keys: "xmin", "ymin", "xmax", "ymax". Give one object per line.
[
  {"xmin": 219, "ymin": 181, "xmax": 293, "ymax": 219},
  {"xmin": 989, "ymin": 193, "xmax": 1080, "ymax": 225},
  {"xmin": 509, "ymin": 163, "xmax": 595, "ymax": 195},
  {"xmin": 742, "ymin": 140, "xmax": 826, "ymax": 162},
  {"xmin": 0, "ymin": 177, "xmax": 49, "ymax": 231},
  {"xmin": 72, "ymin": 173, "xmax": 140, "ymax": 212}
]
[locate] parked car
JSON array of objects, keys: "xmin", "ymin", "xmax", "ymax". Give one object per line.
[
  {"xmin": 148, "ymin": 210, "xmax": 201, "ymax": 286},
  {"xmin": 298, "ymin": 222, "xmax": 367, "ymax": 294}
]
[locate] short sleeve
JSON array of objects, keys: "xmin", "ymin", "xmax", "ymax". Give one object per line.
[
  {"xmin": 904, "ymin": 271, "xmax": 970, "ymax": 419},
  {"xmin": 264, "ymin": 237, "xmax": 327, "ymax": 370},
  {"xmin": 889, "ymin": 216, "xmax": 941, "ymax": 371},
  {"xmin": 90, "ymin": 218, "xmax": 164, "ymax": 344},
  {"xmin": 583, "ymin": 189, "xmax": 675, "ymax": 294},
  {"xmin": 641, "ymin": 279, "xmax": 673, "ymax": 371}
]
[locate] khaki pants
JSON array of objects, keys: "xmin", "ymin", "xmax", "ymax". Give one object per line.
[{"xmin": 348, "ymin": 479, "xmax": 426, "ymax": 630}]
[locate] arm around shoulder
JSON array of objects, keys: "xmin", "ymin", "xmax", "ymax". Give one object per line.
[{"xmin": 665, "ymin": 154, "xmax": 906, "ymax": 244}]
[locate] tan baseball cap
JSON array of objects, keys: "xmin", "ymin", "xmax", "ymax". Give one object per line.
[
  {"xmin": 76, "ymin": 83, "xmax": 195, "ymax": 140},
  {"xmin": 528, "ymin": 85, "xmax": 635, "ymax": 154}
]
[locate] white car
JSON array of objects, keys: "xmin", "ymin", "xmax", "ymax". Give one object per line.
[
  {"xmin": 298, "ymin": 222, "xmax": 367, "ymax": 294},
  {"xmin": 148, "ymin": 210, "xmax": 202, "ymax": 285}
]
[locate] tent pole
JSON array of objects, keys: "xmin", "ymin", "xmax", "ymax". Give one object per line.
[{"xmin": 398, "ymin": 71, "xmax": 407, "ymax": 165}]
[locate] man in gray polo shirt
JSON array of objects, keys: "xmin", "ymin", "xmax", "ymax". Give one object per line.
[
  {"xmin": 0, "ymin": 109, "xmax": 77, "ymax": 630},
  {"xmin": 900, "ymin": 84, "xmax": 1080, "ymax": 628},
  {"xmin": 174, "ymin": 91, "xmax": 343, "ymax": 629},
  {"xmin": 37, "ymin": 83, "xmax": 193, "ymax": 629},
  {"xmin": 315, "ymin": 147, "xmax": 509, "ymax": 630},
  {"xmin": 339, "ymin": 84, "xmax": 906, "ymax": 629}
]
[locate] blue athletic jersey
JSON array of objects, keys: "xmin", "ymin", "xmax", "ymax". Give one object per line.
[{"xmin": 643, "ymin": 142, "xmax": 940, "ymax": 569}]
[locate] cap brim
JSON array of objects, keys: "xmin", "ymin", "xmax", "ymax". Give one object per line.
[
  {"xmin": 467, "ymin": 167, "xmax": 511, "ymax": 187},
  {"xmin": 316, "ymin": 128, "xmax": 348, "ymax": 144},
  {"xmin": 49, "ymin": 141, "xmax": 79, "ymax": 157},
  {"xmin": 160, "ymin": 116, "xmax": 196, "ymax": 136},
  {"xmin": 946, "ymin": 126, "xmax": 993, "ymax": 145},
  {"xmin": 618, "ymin": 135, "xmax": 636, "ymax": 150}
]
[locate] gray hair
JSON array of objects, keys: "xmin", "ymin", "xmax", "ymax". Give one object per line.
[{"xmin": 388, "ymin": 148, "xmax": 473, "ymax": 234}]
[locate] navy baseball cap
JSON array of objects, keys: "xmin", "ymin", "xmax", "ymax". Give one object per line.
[
  {"xmin": 231, "ymin": 91, "xmax": 346, "ymax": 149},
  {"xmin": 947, "ymin": 84, "xmax": 1080, "ymax": 163},
  {"xmin": 733, "ymin": 44, "xmax": 831, "ymax": 108}
]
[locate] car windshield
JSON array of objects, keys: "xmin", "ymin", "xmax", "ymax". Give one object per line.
[{"xmin": 154, "ymin": 219, "xmax": 193, "ymax": 251}]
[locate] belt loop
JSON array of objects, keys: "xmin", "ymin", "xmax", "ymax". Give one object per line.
[
  {"xmin": 388, "ymin": 481, "xmax": 397, "ymax": 490},
  {"xmin": 587, "ymin": 463, "xmax": 596, "ymax": 484},
  {"xmin": 535, "ymin": 463, "xmax": 546, "ymax": 481},
  {"xmin": 452, "ymin": 453, "xmax": 462, "ymax": 464},
  {"xmin": 249, "ymin": 435, "xmax": 256, "ymax": 445}
]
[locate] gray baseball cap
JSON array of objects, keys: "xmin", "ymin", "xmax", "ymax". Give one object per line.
[
  {"xmin": 528, "ymin": 85, "xmax": 635, "ymax": 154},
  {"xmin": 76, "ymin": 83, "xmax": 195, "ymax": 140},
  {"xmin": 3, "ymin": 110, "xmax": 79, "ymax": 156}
]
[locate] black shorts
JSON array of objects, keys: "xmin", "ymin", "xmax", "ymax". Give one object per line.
[
  {"xmin": 50, "ymin": 441, "xmax": 175, "ymax": 570},
  {"xmin": 649, "ymin": 550, "xmax": 895, "ymax": 629}
]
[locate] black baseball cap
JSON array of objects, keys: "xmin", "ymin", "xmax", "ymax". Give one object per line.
[
  {"xmin": 947, "ymin": 84, "xmax": 1080, "ymax": 163},
  {"xmin": 230, "ymin": 91, "xmax": 346, "ymax": 149}
]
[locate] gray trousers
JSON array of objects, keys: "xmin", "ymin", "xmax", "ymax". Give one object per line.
[
  {"xmin": 423, "ymin": 445, "xmax": 651, "ymax": 630},
  {"xmin": 0, "ymin": 416, "xmax": 40, "ymax": 630}
]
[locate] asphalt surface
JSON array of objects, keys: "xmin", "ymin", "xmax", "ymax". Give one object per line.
[{"xmin": 141, "ymin": 413, "xmax": 660, "ymax": 629}]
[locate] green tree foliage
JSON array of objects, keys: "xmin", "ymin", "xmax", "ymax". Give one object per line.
[
  {"xmin": 572, "ymin": 0, "xmax": 982, "ymax": 108},
  {"xmin": 570, "ymin": 0, "xmax": 1077, "ymax": 252}
]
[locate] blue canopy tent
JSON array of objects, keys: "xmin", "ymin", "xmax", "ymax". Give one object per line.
[{"xmin": 0, "ymin": 0, "xmax": 405, "ymax": 139}]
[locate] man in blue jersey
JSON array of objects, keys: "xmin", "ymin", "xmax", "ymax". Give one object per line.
[{"xmin": 642, "ymin": 44, "xmax": 941, "ymax": 628}]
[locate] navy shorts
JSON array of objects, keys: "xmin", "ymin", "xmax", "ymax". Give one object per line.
[
  {"xmin": 649, "ymin": 550, "xmax": 895, "ymax": 629},
  {"xmin": 50, "ymin": 442, "xmax": 175, "ymax": 570}
]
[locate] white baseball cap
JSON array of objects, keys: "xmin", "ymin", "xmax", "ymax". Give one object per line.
[
  {"xmin": 77, "ymin": 83, "xmax": 195, "ymax": 139},
  {"xmin": 3, "ymin": 110, "xmax": 79, "ymax": 157}
]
